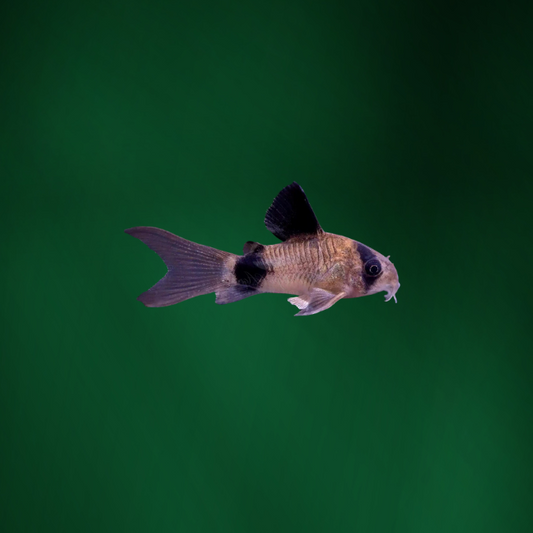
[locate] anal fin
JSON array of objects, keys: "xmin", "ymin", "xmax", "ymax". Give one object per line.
[
  {"xmin": 215, "ymin": 285, "xmax": 259, "ymax": 305},
  {"xmin": 288, "ymin": 289, "xmax": 345, "ymax": 316}
]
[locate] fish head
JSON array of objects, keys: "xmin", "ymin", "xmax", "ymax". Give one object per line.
[
  {"xmin": 352, "ymin": 242, "xmax": 400, "ymax": 303},
  {"xmin": 372, "ymin": 253, "xmax": 400, "ymax": 303}
]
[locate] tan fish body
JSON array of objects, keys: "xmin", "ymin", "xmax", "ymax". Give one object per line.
[{"xmin": 125, "ymin": 183, "xmax": 400, "ymax": 316}]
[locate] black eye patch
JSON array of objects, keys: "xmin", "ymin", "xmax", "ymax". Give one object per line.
[{"xmin": 364, "ymin": 260, "xmax": 382, "ymax": 277}]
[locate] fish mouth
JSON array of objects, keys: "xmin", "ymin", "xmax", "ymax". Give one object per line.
[{"xmin": 384, "ymin": 282, "xmax": 400, "ymax": 303}]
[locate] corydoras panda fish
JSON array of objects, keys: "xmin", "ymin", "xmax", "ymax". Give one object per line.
[{"xmin": 125, "ymin": 182, "xmax": 400, "ymax": 316}]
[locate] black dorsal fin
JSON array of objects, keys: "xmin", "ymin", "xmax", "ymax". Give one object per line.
[
  {"xmin": 243, "ymin": 241, "xmax": 264, "ymax": 255},
  {"xmin": 264, "ymin": 182, "xmax": 323, "ymax": 241}
]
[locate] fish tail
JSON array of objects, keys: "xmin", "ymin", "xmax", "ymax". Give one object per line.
[{"xmin": 125, "ymin": 226, "xmax": 237, "ymax": 307}]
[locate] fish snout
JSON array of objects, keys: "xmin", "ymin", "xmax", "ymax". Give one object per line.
[{"xmin": 384, "ymin": 281, "xmax": 401, "ymax": 303}]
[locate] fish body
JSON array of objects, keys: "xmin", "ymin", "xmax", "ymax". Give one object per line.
[{"xmin": 125, "ymin": 183, "xmax": 400, "ymax": 316}]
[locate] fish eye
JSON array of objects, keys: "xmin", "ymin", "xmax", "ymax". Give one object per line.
[{"xmin": 364, "ymin": 259, "xmax": 382, "ymax": 277}]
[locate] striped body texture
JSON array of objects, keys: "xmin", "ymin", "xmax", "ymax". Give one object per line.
[
  {"xmin": 234, "ymin": 234, "xmax": 358, "ymax": 296},
  {"xmin": 126, "ymin": 183, "xmax": 400, "ymax": 316}
]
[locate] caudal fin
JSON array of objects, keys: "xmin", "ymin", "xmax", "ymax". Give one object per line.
[{"xmin": 125, "ymin": 226, "xmax": 236, "ymax": 307}]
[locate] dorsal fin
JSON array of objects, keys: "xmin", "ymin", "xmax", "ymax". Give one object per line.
[
  {"xmin": 243, "ymin": 241, "xmax": 264, "ymax": 255},
  {"xmin": 264, "ymin": 182, "xmax": 323, "ymax": 241}
]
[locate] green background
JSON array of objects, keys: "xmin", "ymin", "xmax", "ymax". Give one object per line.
[{"xmin": 1, "ymin": 1, "xmax": 532, "ymax": 531}]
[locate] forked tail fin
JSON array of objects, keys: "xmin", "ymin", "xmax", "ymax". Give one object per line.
[{"xmin": 125, "ymin": 227, "xmax": 236, "ymax": 307}]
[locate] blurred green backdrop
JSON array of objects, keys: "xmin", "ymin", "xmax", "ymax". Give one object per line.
[{"xmin": 1, "ymin": 1, "xmax": 532, "ymax": 532}]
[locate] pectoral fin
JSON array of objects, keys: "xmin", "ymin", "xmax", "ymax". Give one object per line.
[{"xmin": 288, "ymin": 289, "xmax": 345, "ymax": 316}]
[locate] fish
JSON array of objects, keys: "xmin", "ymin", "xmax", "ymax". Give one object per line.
[{"xmin": 125, "ymin": 182, "xmax": 400, "ymax": 316}]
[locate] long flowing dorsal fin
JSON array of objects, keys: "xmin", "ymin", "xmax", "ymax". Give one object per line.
[{"xmin": 264, "ymin": 182, "xmax": 323, "ymax": 241}]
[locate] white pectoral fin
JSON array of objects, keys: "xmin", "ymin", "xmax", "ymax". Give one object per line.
[{"xmin": 288, "ymin": 289, "xmax": 346, "ymax": 317}]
